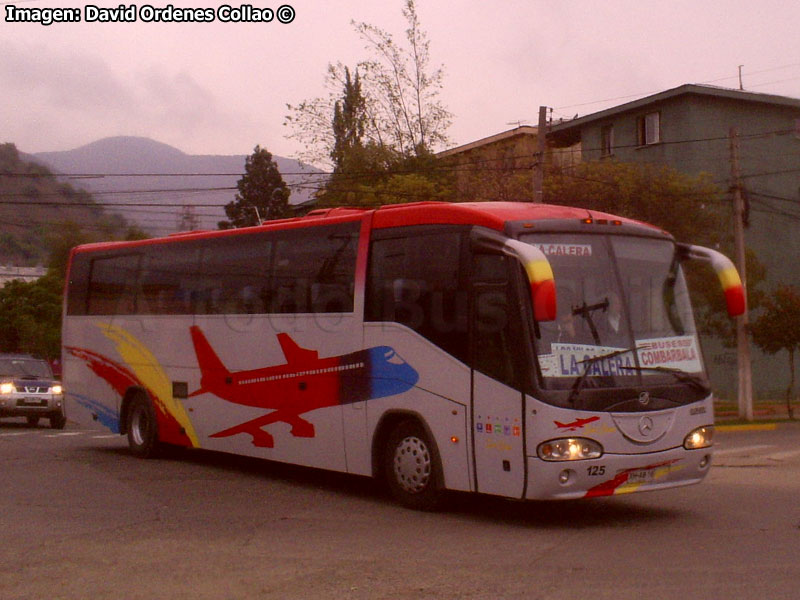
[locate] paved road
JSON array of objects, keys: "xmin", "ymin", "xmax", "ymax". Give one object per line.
[{"xmin": 2, "ymin": 419, "xmax": 799, "ymax": 600}]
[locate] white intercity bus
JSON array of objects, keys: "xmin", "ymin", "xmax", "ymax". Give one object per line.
[{"xmin": 62, "ymin": 202, "xmax": 744, "ymax": 509}]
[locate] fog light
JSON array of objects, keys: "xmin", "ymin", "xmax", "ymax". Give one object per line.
[
  {"xmin": 558, "ymin": 469, "xmax": 572, "ymax": 485},
  {"xmin": 699, "ymin": 454, "xmax": 710, "ymax": 469},
  {"xmin": 684, "ymin": 426, "xmax": 714, "ymax": 450}
]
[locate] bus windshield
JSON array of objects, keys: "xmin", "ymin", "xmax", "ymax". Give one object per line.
[{"xmin": 518, "ymin": 232, "xmax": 706, "ymax": 395}]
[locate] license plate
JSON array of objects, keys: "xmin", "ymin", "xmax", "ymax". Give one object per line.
[
  {"xmin": 22, "ymin": 397, "xmax": 46, "ymax": 406},
  {"xmin": 627, "ymin": 468, "xmax": 656, "ymax": 484}
]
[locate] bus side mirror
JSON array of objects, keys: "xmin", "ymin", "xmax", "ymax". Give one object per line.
[
  {"xmin": 504, "ymin": 239, "xmax": 557, "ymax": 322},
  {"xmin": 680, "ymin": 244, "xmax": 745, "ymax": 317},
  {"xmin": 469, "ymin": 229, "xmax": 557, "ymax": 322}
]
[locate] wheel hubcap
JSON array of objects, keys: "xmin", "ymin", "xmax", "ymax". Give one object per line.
[
  {"xmin": 393, "ymin": 435, "xmax": 431, "ymax": 494},
  {"xmin": 131, "ymin": 407, "xmax": 148, "ymax": 446}
]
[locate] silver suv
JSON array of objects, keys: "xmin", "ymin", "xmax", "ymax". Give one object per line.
[{"xmin": 0, "ymin": 354, "xmax": 66, "ymax": 429}]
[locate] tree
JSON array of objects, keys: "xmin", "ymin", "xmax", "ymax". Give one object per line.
[
  {"xmin": 284, "ymin": 0, "xmax": 451, "ymax": 169},
  {"xmin": 353, "ymin": 0, "xmax": 451, "ymax": 157},
  {"xmin": 321, "ymin": 67, "xmax": 390, "ymax": 206},
  {"xmin": 751, "ymin": 284, "xmax": 800, "ymax": 419},
  {"xmin": 219, "ymin": 146, "xmax": 290, "ymax": 229},
  {"xmin": 0, "ymin": 274, "xmax": 63, "ymax": 360},
  {"xmin": 331, "ymin": 67, "xmax": 368, "ymax": 173},
  {"xmin": 544, "ymin": 160, "xmax": 726, "ymax": 246},
  {"xmin": 543, "ymin": 159, "xmax": 766, "ymax": 347}
]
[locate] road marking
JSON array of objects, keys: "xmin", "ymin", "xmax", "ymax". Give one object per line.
[
  {"xmin": 92, "ymin": 434, "xmax": 119, "ymax": 439},
  {"xmin": 714, "ymin": 444, "xmax": 773, "ymax": 456},
  {"xmin": 0, "ymin": 431, "xmax": 29, "ymax": 437},
  {"xmin": 768, "ymin": 449, "xmax": 800, "ymax": 461},
  {"xmin": 44, "ymin": 431, "xmax": 86, "ymax": 438}
]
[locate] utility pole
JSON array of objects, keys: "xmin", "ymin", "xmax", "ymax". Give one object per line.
[
  {"xmin": 532, "ymin": 105, "xmax": 548, "ymax": 203},
  {"xmin": 729, "ymin": 127, "xmax": 753, "ymax": 421}
]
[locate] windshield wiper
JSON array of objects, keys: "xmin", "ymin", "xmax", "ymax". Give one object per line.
[
  {"xmin": 618, "ymin": 365, "xmax": 709, "ymax": 394},
  {"xmin": 567, "ymin": 346, "xmax": 636, "ymax": 406},
  {"xmin": 571, "ymin": 299, "xmax": 609, "ymax": 345}
]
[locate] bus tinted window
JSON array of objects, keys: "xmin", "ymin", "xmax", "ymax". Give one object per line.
[
  {"xmin": 272, "ymin": 224, "xmax": 358, "ymax": 313},
  {"xmin": 366, "ymin": 229, "xmax": 468, "ymax": 362},
  {"xmin": 72, "ymin": 221, "xmax": 359, "ymax": 316},
  {"xmin": 196, "ymin": 235, "xmax": 273, "ymax": 315},
  {"xmin": 137, "ymin": 244, "xmax": 199, "ymax": 315},
  {"xmin": 471, "ymin": 254, "xmax": 526, "ymax": 389},
  {"xmin": 87, "ymin": 254, "xmax": 140, "ymax": 315}
]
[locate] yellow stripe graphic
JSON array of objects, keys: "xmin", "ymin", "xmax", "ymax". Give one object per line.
[{"xmin": 98, "ymin": 322, "xmax": 199, "ymax": 448}]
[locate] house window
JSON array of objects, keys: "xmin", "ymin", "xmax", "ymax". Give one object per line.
[
  {"xmin": 637, "ymin": 112, "xmax": 661, "ymax": 145},
  {"xmin": 601, "ymin": 125, "xmax": 614, "ymax": 156}
]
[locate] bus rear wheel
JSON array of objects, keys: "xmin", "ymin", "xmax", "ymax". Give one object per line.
[
  {"xmin": 127, "ymin": 394, "xmax": 161, "ymax": 459},
  {"xmin": 384, "ymin": 420, "xmax": 444, "ymax": 511}
]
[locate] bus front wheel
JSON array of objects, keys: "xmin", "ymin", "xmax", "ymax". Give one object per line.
[
  {"xmin": 127, "ymin": 394, "xmax": 161, "ymax": 459},
  {"xmin": 384, "ymin": 420, "xmax": 444, "ymax": 511}
]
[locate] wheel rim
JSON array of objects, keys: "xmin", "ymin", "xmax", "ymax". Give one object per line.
[
  {"xmin": 130, "ymin": 406, "xmax": 149, "ymax": 447},
  {"xmin": 393, "ymin": 435, "xmax": 432, "ymax": 494}
]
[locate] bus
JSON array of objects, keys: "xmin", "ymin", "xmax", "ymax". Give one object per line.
[{"xmin": 62, "ymin": 201, "xmax": 744, "ymax": 509}]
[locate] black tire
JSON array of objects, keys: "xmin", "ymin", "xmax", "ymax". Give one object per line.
[
  {"xmin": 126, "ymin": 394, "xmax": 161, "ymax": 458},
  {"xmin": 26, "ymin": 416, "xmax": 40, "ymax": 427},
  {"xmin": 383, "ymin": 420, "xmax": 444, "ymax": 511},
  {"xmin": 49, "ymin": 411, "xmax": 66, "ymax": 430}
]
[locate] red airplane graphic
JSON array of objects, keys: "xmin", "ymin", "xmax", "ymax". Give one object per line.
[
  {"xmin": 554, "ymin": 416, "xmax": 600, "ymax": 431},
  {"xmin": 189, "ymin": 326, "xmax": 418, "ymax": 448}
]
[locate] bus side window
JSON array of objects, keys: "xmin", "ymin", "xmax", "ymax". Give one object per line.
[
  {"xmin": 366, "ymin": 230, "xmax": 469, "ymax": 363},
  {"xmin": 87, "ymin": 254, "xmax": 140, "ymax": 315},
  {"xmin": 198, "ymin": 234, "xmax": 273, "ymax": 315},
  {"xmin": 272, "ymin": 224, "xmax": 358, "ymax": 314},
  {"xmin": 138, "ymin": 246, "xmax": 198, "ymax": 315}
]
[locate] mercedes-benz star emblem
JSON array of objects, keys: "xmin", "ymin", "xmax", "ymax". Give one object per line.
[
  {"xmin": 638, "ymin": 391, "xmax": 650, "ymax": 406},
  {"xmin": 638, "ymin": 416, "xmax": 655, "ymax": 436}
]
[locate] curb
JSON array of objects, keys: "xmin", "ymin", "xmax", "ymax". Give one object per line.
[{"xmin": 716, "ymin": 423, "xmax": 779, "ymax": 432}]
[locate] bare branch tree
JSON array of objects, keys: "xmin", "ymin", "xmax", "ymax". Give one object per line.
[{"xmin": 284, "ymin": 0, "xmax": 451, "ymax": 169}]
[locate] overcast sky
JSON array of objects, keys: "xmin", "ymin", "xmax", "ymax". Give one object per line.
[{"xmin": 3, "ymin": 0, "xmax": 800, "ymax": 166}]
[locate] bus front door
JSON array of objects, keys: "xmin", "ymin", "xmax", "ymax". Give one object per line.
[{"xmin": 470, "ymin": 254, "xmax": 527, "ymax": 499}]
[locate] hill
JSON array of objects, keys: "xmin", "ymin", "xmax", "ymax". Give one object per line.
[
  {"xmin": 0, "ymin": 143, "xmax": 136, "ymax": 266},
  {"xmin": 32, "ymin": 137, "xmax": 325, "ymax": 233}
]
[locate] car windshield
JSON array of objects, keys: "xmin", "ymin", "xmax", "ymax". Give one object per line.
[
  {"xmin": 519, "ymin": 233, "xmax": 706, "ymax": 392},
  {"xmin": 0, "ymin": 358, "xmax": 53, "ymax": 379}
]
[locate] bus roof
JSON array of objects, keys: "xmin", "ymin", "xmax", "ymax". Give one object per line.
[
  {"xmin": 71, "ymin": 201, "xmax": 661, "ymax": 254},
  {"xmin": 366, "ymin": 201, "xmax": 658, "ymax": 231}
]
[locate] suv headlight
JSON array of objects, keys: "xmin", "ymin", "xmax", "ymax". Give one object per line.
[
  {"xmin": 0, "ymin": 382, "xmax": 15, "ymax": 394},
  {"xmin": 537, "ymin": 437, "xmax": 603, "ymax": 461},
  {"xmin": 51, "ymin": 384, "xmax": 63, "ymax": 395}
]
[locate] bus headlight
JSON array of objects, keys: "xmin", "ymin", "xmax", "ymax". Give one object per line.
[
  {"xmin": 684, "ymin": 426, "xmax": 714, "ymax": 449},
  {"xmin": 537, "ymin": 438, "xmax": 603, "ymax": 461},
  {"xmin": 0, "ymin": 382, "xmax": 15, "ymax": 395}
]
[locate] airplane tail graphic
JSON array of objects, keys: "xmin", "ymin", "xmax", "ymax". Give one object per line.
[
  {"xmin": 189, "ymin": 325, "xmax": 231, "ymax": 397},
  {"xmin": 276, "ymin": 332, "xmax": 318, "ymax": 364}
]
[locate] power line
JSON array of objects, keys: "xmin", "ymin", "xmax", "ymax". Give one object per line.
[
  {"xmin": 3, "ymin": 126, "xmax": 796, "ymax": 185},
  {"xmin": 553, "ymin": 62, "xmax": 800, "ymax": 112}
]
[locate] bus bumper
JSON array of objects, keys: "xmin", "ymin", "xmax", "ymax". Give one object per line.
[{"xmin": 525, "ymin": 445, "xmax": 713, "ymax": 500}]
